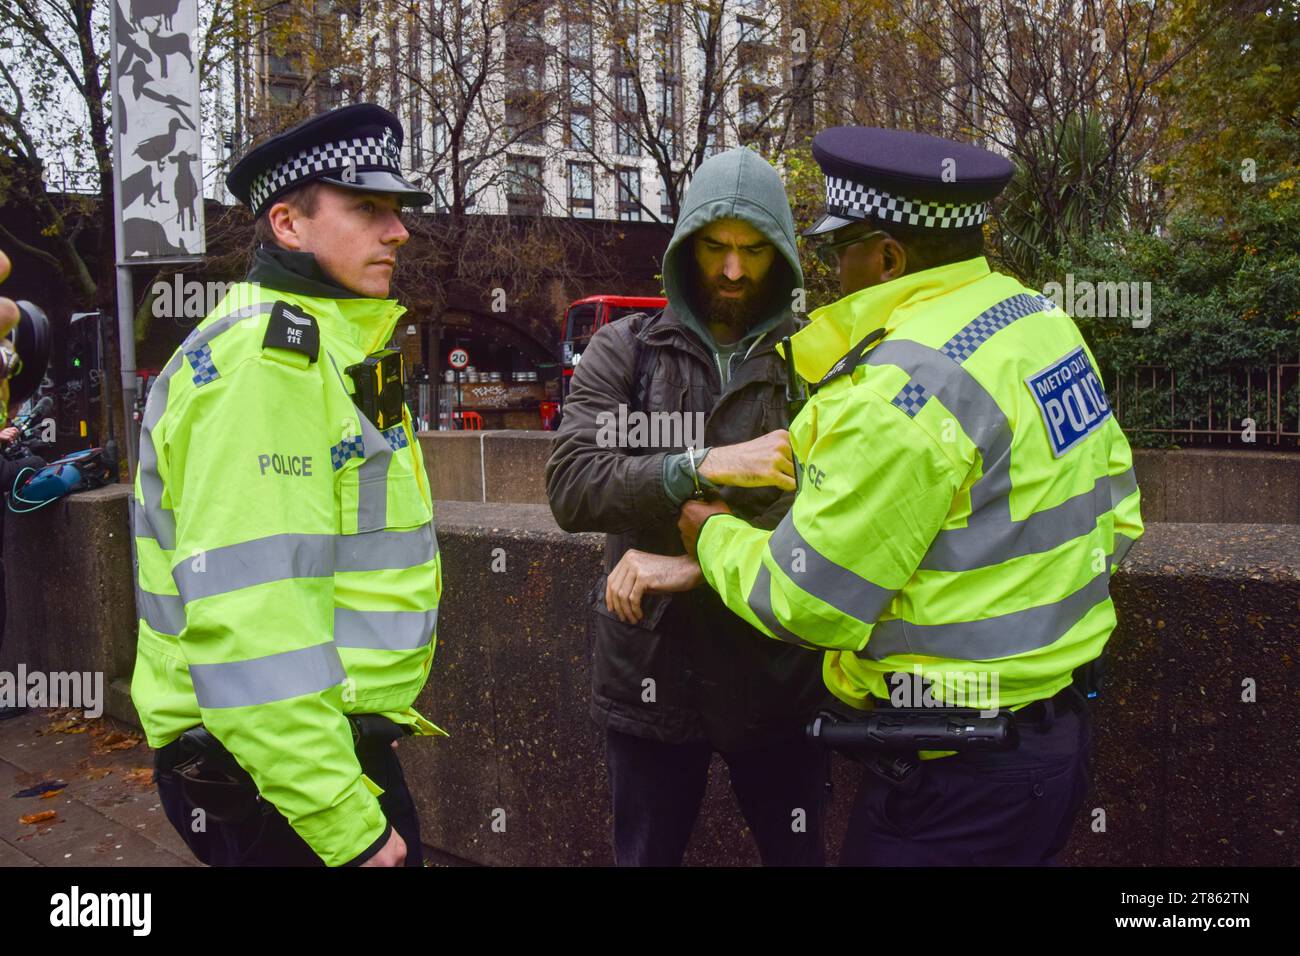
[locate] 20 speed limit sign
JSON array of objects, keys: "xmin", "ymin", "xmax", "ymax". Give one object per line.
[{"xmin": 448, "ymin": 348, "xmax": 470, "ymax": 370}]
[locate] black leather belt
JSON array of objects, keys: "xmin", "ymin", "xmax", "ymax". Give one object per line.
[{"xmin": 1015, "ymin": 684, "xmax": 1084, "ymax": 723}]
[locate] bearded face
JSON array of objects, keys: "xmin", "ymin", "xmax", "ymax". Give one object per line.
[{"xmin": 688, "ymin": 218, "xmax": 784, "ymax": 335}]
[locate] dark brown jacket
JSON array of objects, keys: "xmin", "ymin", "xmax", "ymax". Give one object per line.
[{"xmin": 545, "ymin": 303, "xmax": 827, "ymax": 749}]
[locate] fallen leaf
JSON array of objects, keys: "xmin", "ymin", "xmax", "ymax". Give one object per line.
[
  {"xmin": 40, "ymin": 790, "xmax": 62, "ymax": 800},
  {"xmin": 47, "ymin": 720, "xmax": 90, "ymax": 734},
  {"xmin": 20, "ymin": 810, "xmax": 57, "ymax": 825},
  {"xmin": 124, "ymin": 768, "xmax": 154, "ymax": 787},
  {"xmin": 92, "ymin": 730, "xmax": 143, "ymax": 754}
]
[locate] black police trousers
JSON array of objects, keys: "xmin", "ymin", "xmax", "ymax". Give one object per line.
[
  {"xmin": 840, "ymin": 693, "xmax": 1092, "ymax": 866},
  {"xmin": 155, "ymin": 732, "xmax": 423, "ymax": 867},
  {"xmin": 604, "ymin": 726, "xmax": 829, "ymax": 866}
]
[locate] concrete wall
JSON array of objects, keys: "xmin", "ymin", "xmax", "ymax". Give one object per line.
[
  {"xmin": 3, "ymin": 486, "xmax": 1297, "ymax": 865},
  {"xmin": 420, "ymin": 432, "xmax": 1300, "ymax": 525},
  {"xmin": 420, "ymin": 431, "xmax": 554, "ymax": 505},
  {"xmin": 1132, "ymin": 448, "xmax": 1300, "ymax": 524}
]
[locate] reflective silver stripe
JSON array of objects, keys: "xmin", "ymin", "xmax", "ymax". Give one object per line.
[
  {"xmin": 336, "ymin": 523, "xmax": 438, "ymax": 573},
  {"xmin": 135, "ymin": 302, "xmax": 276, "ymax": 551},
  {"xmin": 173, "ymin": 533, "xmax": 334, "ymax": 604},
  {"xmin": 767, "ymin": 514, "xmax": 897, "ymax": 625},
  {"xmin": 137, "ymin": 588, "xmax": 185, "ymax": 635},
  {"xmin": 1113, "ymin": 532, "xmax": 1136, "ymax": 567},
  {"xmin": 867, "ymin": 333, "xmax": 1136, "ymax": 572},
  {"xmin": 1110, "ymin": 467, "xmax": 1138, "ymax": 506},
  {"xmin": 920, "ymin": 470, "xmax": 1136, "ymax": 573},
  {"xmin": 135, "ymin": 356, "xmax": 179, "ymax": 550},
  {"xmin": 334, "ymin": 607, "xmax": 438, "ymax": 650},
  {"xmin": 857, "ymin": 568, "xmax": 1113, "ymax": 662},
  {"xmin": 189, "ymin": 642, "xmax": 345, "ymax": 709},
  {"xmin": 746, "ymin": 564, "xmax": 824, "ymax": 650},
  {"xmin": 355, "ymin": 414, "xmax": 393, "ymax": 531}
]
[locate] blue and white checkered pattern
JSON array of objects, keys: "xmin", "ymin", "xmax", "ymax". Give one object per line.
[
  {"xmin": 826, "ymin": 175, "xmax": 988, "ymax": 230},
  {"xmin": 940, "ymin": 293, "xmax": 1051, "ymax": 362},
  {"xmin": 891, "ymin": 381, "xmax": 930, "ymax": 417},
  {"xmin": 382, "ymin": 425, "xmax": 409, "ymax": 451},
  {"xmin": 330, "ymin": 435, "xmax": 365, "ymax": 471},
  {"xmin": 185, "ymin": 344, "xmax": 219, "ymax": 387},
  {"xmin": 888, "ymin": 293, "xmax": 1050, "ymax": 416},
  {"xmin": 249, "ymin": 128, "xmax": 401, "ymax": 213}
]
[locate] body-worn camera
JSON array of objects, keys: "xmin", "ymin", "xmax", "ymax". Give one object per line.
[{"xmin": 345, "ymin": 349, "xmax": 405, "ymax": 430}]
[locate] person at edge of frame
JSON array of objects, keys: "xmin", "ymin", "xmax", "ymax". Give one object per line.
[
  {"xmin": 546, "ymin": 147, "xmax": 830, "ymax": 867},
  {"xmin": 132, "ymin": 103, "xmax": 444, "ymax": 867},
  {"xmin": 677, "ymin": 126, "xmax": 1144, "ymax": 866}
]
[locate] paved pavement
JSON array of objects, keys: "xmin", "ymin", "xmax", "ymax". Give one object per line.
[{"xmin": 0, "ymin": 707, "xmax": 196, "ymax": 866}]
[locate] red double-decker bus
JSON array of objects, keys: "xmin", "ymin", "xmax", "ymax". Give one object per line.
[{"xmin": 560, "ymin": 294, "xmax": 666, "ymax": 399}]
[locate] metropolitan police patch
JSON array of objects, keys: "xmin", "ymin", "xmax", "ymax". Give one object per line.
[{"xmin": 1025, "ymin": 346, "xmax": 1112, "ymax": 457}]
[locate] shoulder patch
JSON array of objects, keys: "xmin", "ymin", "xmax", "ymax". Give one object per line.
[
  {"xmin": 816, "ymin": 327, "xmax": 887, "ymax": 387},
  {"xmin": 263, "ymin": 301, "xmax": 320, "ymax": 362},
  {"xmin": 1025, "ymin": 346, "xmax": 1112, "ymax": 457}
]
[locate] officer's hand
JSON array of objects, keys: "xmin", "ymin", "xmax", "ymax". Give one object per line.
[
  {"xmin": 677, "ymin": 499, "xmax": 732, "ymax": 559},
  {"xmin": 0, "ymin": 426, "xmax": 17, "ymax": 446},
  {"xmin": 360, "ymin": 826, "xmax": 407, "ymax": 867},
  {"xmin": 698, "ymin": 430, "xmax": 796, "ymax": 490},
  {"xmin": 605, "ymin": 549, "xmax": 703, "ymax": 624},
  {"xmin": 0, "ymin": 249, "xmax": 19, "ymax": 337}
]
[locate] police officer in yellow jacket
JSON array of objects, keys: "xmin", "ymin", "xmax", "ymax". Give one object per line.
[
  {"xmin": 678, "ymin": 127, "xmax": 1143, "ymax": 865},
  {"xmin": 132, "ymin": 104, "xmax": 443, "ymax": 867}
]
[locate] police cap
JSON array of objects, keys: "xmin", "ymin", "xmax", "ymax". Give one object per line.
[
  {"xmin": 804, "ymin": 126, "xmax": 1014, "ymax": 237},
  {"xmin": 227, "ymin": 103, "xmax": 432, "ymax": 218}
]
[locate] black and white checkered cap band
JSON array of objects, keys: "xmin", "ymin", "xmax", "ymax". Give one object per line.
[
  {"xmin": 825, "ymin": 175, "xmax": 988, "ymax": 230},
  {"xmin": 249, "ymin": 133, "xmax": 400, "ymax": 213}
]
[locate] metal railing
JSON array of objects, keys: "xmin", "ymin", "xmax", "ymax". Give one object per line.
[{"xmin": 1109, "ymin": 359, "xmax": 1300, "ymax": 447}]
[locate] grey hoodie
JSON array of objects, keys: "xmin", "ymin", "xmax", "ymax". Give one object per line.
[
  {"xmin": 661, "ymin": 147, "xmax": 804, "ymax": 385},
  {"xmin": 659, "ymin": 147, "xmax": 803, "ymax": 501}
]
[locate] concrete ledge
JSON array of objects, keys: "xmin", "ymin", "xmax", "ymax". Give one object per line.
[
  {"xmin": 1132, "ymin": 448, "xmax": 1299, "ymax": 523},
  {"xmin": 419, "ymin": 431, "xmax": 553, "ymax": 504},
  {"xmin": 420, "ymin": 433, "xmax": 1300, "ymax": 525},
  {"xmin": 3, "ymin": 487, "xmax": 1296, "ymax": 865},
  {"xmin": 0, "ymin": 484, "xmax": 137, "ymax": 684}
]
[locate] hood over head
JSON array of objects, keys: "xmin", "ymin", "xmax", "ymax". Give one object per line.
[{"xmin": 662, "ymin": 147, "xmax": 803, "ymax": 350}]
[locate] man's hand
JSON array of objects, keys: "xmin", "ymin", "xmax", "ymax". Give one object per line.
[
  {"xmin": 605, "ymin": 549, "xmax": 704, "ymax": 624},
  {"xmin": 0, "ymin": 426, "xmax": 17, "ymax": 446},
  {"xmin": 0, "ymin": 249, "xmax": 19, "ymax": 337},
  {"xmin": 360, "ymin": 826, "xmax": 407, "ymax": 867},
  {"xmin": 678, "ymin": 498, "xmax": 732, "ymax": 559},
  {"xmin": 698, "ymin": 430, "xmax": 796, "ymax": 491}
]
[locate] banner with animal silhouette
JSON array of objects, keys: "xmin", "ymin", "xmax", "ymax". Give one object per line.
[{"xmin": 110, "ymin": 0, "xmax": 205, "ymax": 262}]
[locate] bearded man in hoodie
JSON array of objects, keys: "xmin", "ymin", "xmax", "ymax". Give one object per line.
[{"xmin": 546, "ymin": 149, "xmax": 827, "ymax": 866}]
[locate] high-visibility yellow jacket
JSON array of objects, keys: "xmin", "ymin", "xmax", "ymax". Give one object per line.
[
  {"xmin": 130, "ymin": 280, "xmax": 444, "ymax": 866},
  {"xmin": 697, "ymin": 257, "xmax": 1143, "ymax": 717}
]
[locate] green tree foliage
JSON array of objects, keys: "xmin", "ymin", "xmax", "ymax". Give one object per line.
[{"xmin": 1066, "ymin": 192, "xmax": 1300, "ymax": 446}]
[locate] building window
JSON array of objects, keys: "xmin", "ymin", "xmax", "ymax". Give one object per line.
[
  {"xmin": 703, "ymin": 115, "xmax": 723, "ymax": 156},
  {"xmin": 505, "ymin": 9, "xmax": 547, "ymax": 146},
  {"xmin": 458, "ymin": 160, "xmax": 477, "ymax": 211},
  {"xmin": 615, "ymin": 72, "xmax": 639, "ymax": 155},
  {"xmin": 507, "ymin": 155, "xmax": 543, "ymax": 216},
  {"xmin": 617, "ymin": 167, "xmax": 641, "ymax": 221},
  {"xmin": 616, "ymin": 121, "xmax": 640, "ymax": 156},
  {"xmin": 434, "ymin": 169, "xmax": 448, "ymax": 213},
  {"xmin": 569, "ymin": 110, "xmax": 592, "ymax": 150},
  {"xmin": 659, "ymin": 171, "xmax": 674, "ymax": 221},
  {"xmin": 657, "ymin": 79, "xmax": 679, "ymax": 160},
  {"xmin": 408, "ymin": 24, "xmax": 423, "ymax": 168},
  {"xmin": 567, "ymin": 12, "xmax": 592, "ymax": 63},
  {"xmin": 569, "ymin": 162, "xmax": 594, "ymax": 218}
]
